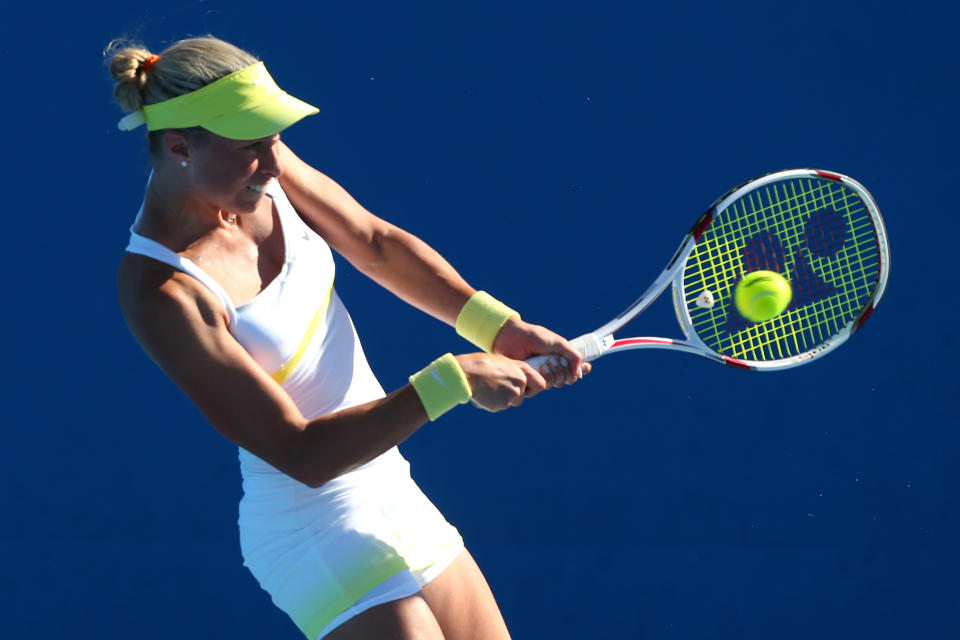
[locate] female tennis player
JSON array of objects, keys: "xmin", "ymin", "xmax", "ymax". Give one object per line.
[{"xmin": 108, "ymin": 36, "xmax": 588, "ymax": 639}]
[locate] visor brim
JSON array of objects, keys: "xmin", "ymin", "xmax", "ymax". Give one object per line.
[{"xmin": 201, "ymin": 92, "xmax": 319, "ymax": 140}]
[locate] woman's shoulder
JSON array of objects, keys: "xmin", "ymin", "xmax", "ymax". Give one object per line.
[
  {"xmin": 117, "ymin": 250, "xmax": 175, "ymax": 303},
  {"xmin": 117, "ymin": 252, "xmax": 229, "ymax": 339}
]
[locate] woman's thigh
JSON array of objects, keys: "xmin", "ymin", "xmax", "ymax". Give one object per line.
[
  {"xmin": 421, "ymin": 548, "xmax": 512, "ymax": 640},
  {"xmin": 324, "ymin": 593, "xmax": 444, "ymax": 640},
  {"xmin": 322, "ymin": 548, "xmax": 510, "ymax": 640}
]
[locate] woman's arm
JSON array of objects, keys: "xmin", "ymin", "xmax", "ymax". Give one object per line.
[
  {"xmin": 277, "ymin": 142, "xmax": 474, "ymax": 324},
  {"xmin": 276, "ymin": 143, "xmax": 589, "ymax": 381},
  {"xmin": 118, "ymin": 256, "xmax": 545, "ymax": 489}
]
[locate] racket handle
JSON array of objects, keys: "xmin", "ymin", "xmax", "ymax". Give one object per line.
[{"xmin": 525, "ymin": 333, "xmax": 605, "ymax": 371}]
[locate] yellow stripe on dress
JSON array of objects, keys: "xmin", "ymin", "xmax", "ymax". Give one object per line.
[{"xmin": 271, "ymin": 282, "xmax": 335, "ymax": 385}]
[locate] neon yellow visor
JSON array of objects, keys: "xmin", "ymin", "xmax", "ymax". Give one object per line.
[{"xmin": 117, "ymin": 62, "xmax": 318, "ymax": 140}]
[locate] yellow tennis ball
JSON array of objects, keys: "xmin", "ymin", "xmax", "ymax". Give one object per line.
[{"xmin": 734, "ymin": 271, "xmax": 793, "ymax": 322}]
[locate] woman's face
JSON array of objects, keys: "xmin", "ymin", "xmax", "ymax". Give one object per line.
[{"xmin": 184, "ymin": 132, "xmax": 282, "ymax": 214}]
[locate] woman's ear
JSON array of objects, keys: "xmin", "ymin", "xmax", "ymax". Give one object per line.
[{"xmin": 161, "ymin": 130, "xmax": 191, "ymax": 165}]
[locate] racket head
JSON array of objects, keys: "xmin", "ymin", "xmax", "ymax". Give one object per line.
[{"xmin": 674, "ymin": 169, "xmax": 889, "ymax": 370}]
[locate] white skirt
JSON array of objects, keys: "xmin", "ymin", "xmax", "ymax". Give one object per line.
[{"xmin": 238, "ymin": 447, "xmax": 464, "ymax": 639}]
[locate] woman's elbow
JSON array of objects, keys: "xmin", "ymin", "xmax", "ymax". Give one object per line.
[{"xmin": 281, "ymin": 445, "xmax": 347, "ymax": 489}]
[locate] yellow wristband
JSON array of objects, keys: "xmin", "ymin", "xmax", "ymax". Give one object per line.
[
  {"xmin": 409, "ymin": 353, "xmax": 473, "ymax": 421},
  {"xmin": 455, "ymin": 291, "xmax": 520, "ymax": 353}
]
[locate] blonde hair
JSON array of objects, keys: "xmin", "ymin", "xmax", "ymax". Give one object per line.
[{"xmin": 106, "ymin": 36, "xmax": 259, "ymax": 149}]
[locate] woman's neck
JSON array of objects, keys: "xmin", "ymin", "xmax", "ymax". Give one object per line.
[{"xmin": 137, "ymin": 165, "xmax": 234, "ymax": 250}]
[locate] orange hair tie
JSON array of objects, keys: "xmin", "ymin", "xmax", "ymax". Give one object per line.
[{"xmin": 140, "ymin": 54, "xmax": 160, "ymax": 74}]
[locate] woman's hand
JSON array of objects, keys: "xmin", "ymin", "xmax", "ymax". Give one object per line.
[
  {"xmin": 491, "ymin": 317, "xmax": 592, "ymax": 387},
  {"xmin": 455, "ymin": 353, "xmax": 550, "ymax": 412}
]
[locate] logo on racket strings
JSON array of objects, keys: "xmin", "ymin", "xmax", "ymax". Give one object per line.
[{"xmin": 725, "ymin": 207, "xmax": 847, "ymax": 333}]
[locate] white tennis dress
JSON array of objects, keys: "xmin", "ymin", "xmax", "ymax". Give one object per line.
[{"xmin": 125, "ymin": 179, "xmax": 463, "ymax": 639}]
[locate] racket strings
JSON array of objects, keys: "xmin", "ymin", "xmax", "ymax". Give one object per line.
[
  {"xmin": 684, "ymin": 176, "xmax": 881, "ymax": 362},
  {"xmin": 727, "ymin": 181, "xmax": 873, "ymax": 358},
  {"xmin": 734, "ymin": 181, "xmax": 868, "ymax": 358}
]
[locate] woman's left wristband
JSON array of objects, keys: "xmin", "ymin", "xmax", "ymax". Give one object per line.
[{"xmin": 409, "ymin": 353, "xmax": 473, "ymax": 421}]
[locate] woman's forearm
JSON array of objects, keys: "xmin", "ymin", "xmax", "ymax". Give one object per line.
[
  {"xmin": 350, "ymin": 222, "xmax": 476, "ymax": 327},
  {"xmin": 296, "ymin": 386, "xmax": 428, "ymax": 488}
]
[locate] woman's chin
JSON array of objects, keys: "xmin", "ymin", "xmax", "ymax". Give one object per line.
[{"xmin": 233, "ymin": 192, "xmax": 265, "ymax": 212}]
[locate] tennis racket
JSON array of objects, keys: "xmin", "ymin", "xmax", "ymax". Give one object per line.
[{"xmin": 529, "ymin": 169, "xmax": 890, "ymax": 372}]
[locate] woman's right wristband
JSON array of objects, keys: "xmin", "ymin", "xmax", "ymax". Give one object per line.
[
  {"xmin": 455, "ymin": 291, "xmax": 520, "ymax": 353},
  {"xmin": 409, "ymin": 353, "xmax": 473, "ymax": 421}
]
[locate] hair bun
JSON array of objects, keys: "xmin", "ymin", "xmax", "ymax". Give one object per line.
[{"xmin": 107, "ymin": 43, "xmax": 154, "ymax": 112}]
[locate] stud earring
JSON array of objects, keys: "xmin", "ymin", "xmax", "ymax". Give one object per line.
[{"xmin": 180, "ymin": 160, "xmax": 189, "ymax": 167}]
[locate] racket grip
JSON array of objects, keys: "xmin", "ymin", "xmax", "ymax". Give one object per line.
[{"xmin": 525, "ymin": 333, "xmax": 604, "ymax": 371}]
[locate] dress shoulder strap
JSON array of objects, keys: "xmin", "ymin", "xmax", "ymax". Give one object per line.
[{"xmin": 125, "ymin": 230, "xmax": 239, "ymax": 328}]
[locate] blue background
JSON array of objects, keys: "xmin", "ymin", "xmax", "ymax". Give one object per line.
[{"xmin": 4, "ymin": 1, "xmax": 958, "ymax": 637}]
